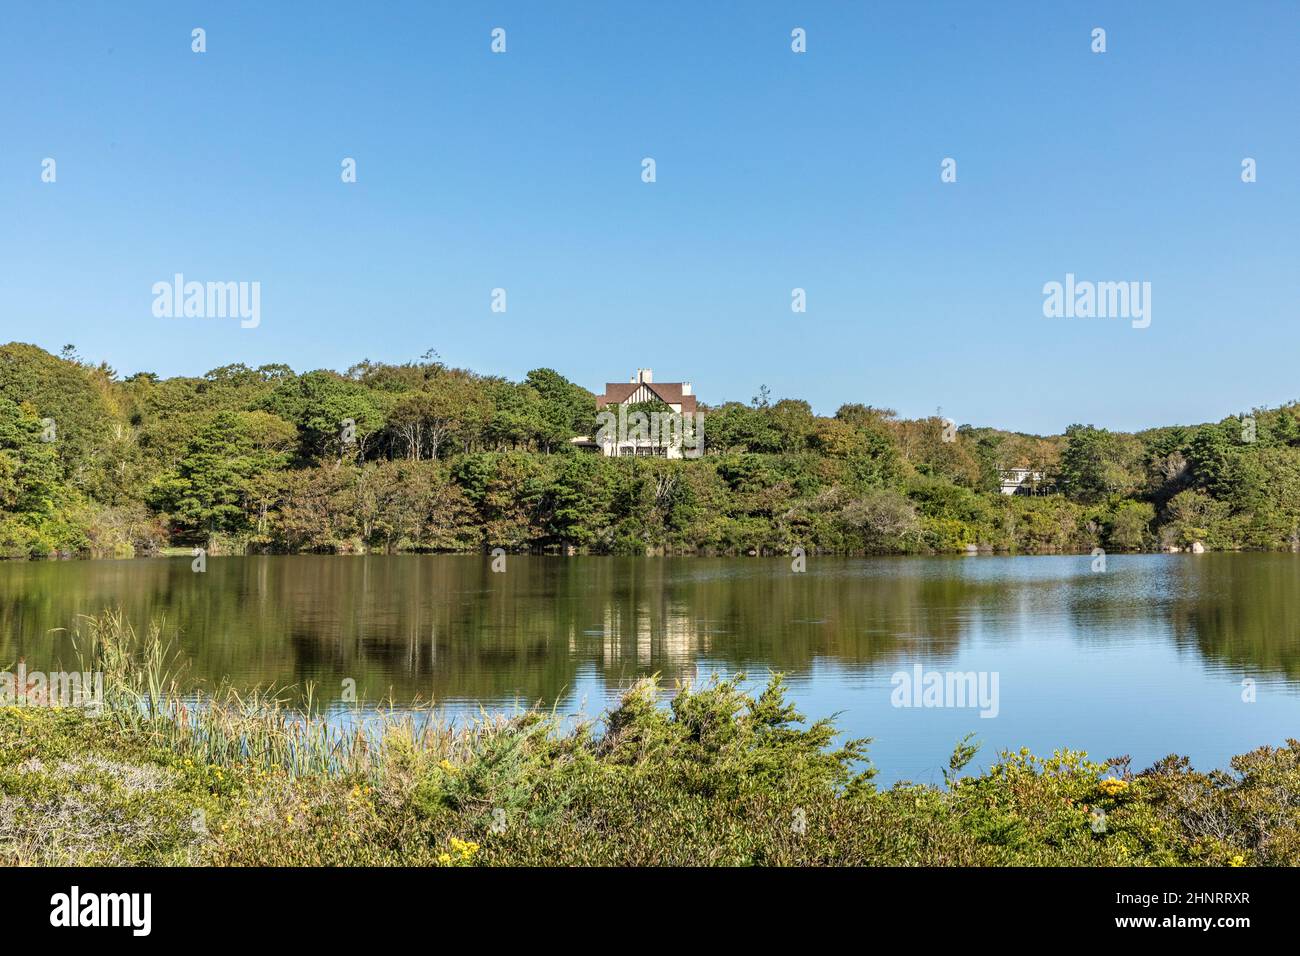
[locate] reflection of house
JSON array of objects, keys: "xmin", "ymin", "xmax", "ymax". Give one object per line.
[
  {"xmin": 571, "ymin": 368, "xmax": 700, "ymax": 459},
  {"xmin": 601, "ymin": 604, "xmax": 704, "ymax": 671},
  {"xmin": 999, "ymin": 468, "xmax": 1050, "ymax": 495}
]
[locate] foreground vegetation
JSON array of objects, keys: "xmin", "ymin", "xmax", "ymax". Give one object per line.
[
  {"xmin": 4, "ymin": 342, "xmax": 1300, "ymax": 559},
  {"xmin": 2, "ymin": 613, "xmax": 1297, "ymax": 866}
]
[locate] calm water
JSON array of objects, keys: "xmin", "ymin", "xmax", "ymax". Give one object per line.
[{"xmin": 3, "ymin": 553, "xmax": 1300, "ymax": 784}]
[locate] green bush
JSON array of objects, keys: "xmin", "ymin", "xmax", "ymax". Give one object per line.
[{"xmin": 5, "ymin": 659, "xmax": 1298, "ymax": 867}]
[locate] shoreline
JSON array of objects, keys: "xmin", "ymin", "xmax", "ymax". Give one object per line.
[
  {"xmin": 0, "ymin": 613, "xmax": 1287, "ymax": 868},
  {"xmin": 0, "ymin": 544, "xmax": 1262, "ymax": 563}
]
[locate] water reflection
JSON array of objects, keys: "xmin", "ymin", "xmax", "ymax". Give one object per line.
[
  {"xmin": 5, "ymin": 553, "xmax": 1300, "ymax": 783},
  {"xmin": 3, "ymin": 553, "xmax": 1300, "ymax": 703}
]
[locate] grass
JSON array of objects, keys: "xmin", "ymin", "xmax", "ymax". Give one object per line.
[{"xmin": 1, "ymin": 611, "xmax": 1299, "ymax": 866}]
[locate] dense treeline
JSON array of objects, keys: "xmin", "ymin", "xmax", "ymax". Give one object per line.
[{"xmin": 2, "ymin": 341, "xmax": 1299, "ymax": 559}]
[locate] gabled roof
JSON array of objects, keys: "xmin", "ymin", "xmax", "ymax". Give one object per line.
[{"xmin": 598, "ymin": 381, "xmax": 697, "ymax": 414}]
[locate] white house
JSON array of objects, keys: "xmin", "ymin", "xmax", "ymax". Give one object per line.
[
  {"xmin": 999, "ymin": 468, "xmax": 1048, "ymax": 495},
  {"xmin": 570, "ymin": 368, "xmax": 701, "ymax": 459}
]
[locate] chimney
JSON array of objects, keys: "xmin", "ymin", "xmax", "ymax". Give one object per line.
[
  {"xmin": 640, "ymin": 368, "xmax": 653, "ymax": 383},
  {"xmin": 681, "ymin": 382, "xmax": 692, "ymax": 396}
]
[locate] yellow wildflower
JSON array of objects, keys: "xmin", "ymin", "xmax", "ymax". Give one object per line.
[
  {"xmin": 1098, "ymin": 777, "xmax": 1128, "ymax": 797},
  {"xmin": 449, "ymin": 837, "xmax": 479, "ymax": 858}
]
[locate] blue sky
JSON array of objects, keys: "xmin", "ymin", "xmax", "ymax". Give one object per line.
[{"xmin": 2, "ymin": 1, "xmax": 1297, "ymax": 434}]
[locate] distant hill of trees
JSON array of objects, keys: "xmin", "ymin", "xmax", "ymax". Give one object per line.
[{"xmin": 2, "ymin": 341, "xmax": 1298, "ymax": 558}]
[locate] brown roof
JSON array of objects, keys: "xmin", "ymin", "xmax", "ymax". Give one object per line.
[{"xmin": 597, "ymin": 382, "xmax": 697, "ymax": 415}]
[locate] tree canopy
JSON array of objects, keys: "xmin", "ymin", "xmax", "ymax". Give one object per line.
[{"xmin": 2, "ymin": 341, "xmax": 1298, "ymax": 558}]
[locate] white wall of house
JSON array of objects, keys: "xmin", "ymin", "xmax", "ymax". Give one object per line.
[{"xmin": 999, "ymin": 469, "xmax": 1045, "ymax": 495}]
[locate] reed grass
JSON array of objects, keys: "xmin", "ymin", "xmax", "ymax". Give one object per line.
[{"xmin": 67, "ymin": 610, "xmax": 510, "ymax": 781}]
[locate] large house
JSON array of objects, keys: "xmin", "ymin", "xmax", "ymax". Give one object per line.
[
  {"xmin": 573, "ymin": 368, "xmax": 700, "ymax": 458},
  {"xmin": 999, "ymin": 468, "xmax": 1050, "ymax": 495}
]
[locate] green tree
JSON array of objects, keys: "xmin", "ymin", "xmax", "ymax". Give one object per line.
[
  {"xmin": 0, "ymin": 396, "xmax": 70, "ymax": 555},
  {"xmin": 259, "ymin": 370, "xmax": 387, "ymax": 462},
  {"xmin": 1059, "ymin": 425, "xmax": 1140, "ymax": 503},
  {"xmin": 151, "ymin": 411, "xmax": 294, "ymax": 544},
  {"xmin": 525, "ymin": 368, "xmax": 597, "ymax": 451}
]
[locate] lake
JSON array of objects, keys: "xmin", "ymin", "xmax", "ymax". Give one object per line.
[{"xmin": 3, "ymin": 552, "xmax": 1299, "ymax": 785}]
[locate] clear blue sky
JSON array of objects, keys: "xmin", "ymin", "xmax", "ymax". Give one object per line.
[{"xmin": 2, "ymin": 1, "xmax": 1297, "ymax": 434}]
